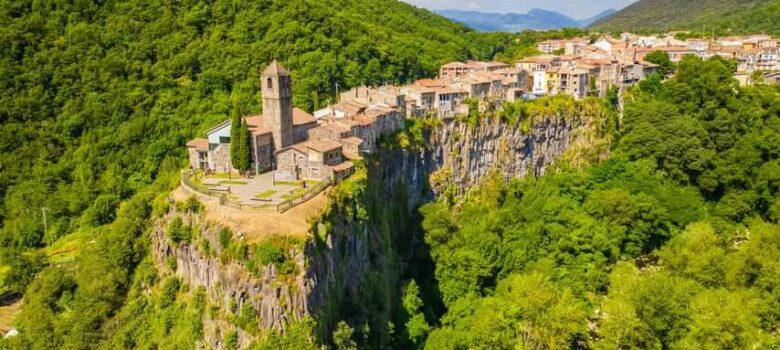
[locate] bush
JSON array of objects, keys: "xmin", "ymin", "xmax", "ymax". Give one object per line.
[
  {"xmin": 185, "ymin": 195, "xmax": 203, "ymax": 214},
  {"xmin": 159, "ymin": 278, "xmax": 180, "ymax": 308},
  {"xmin": 254, "ymin": 244, "xmax": 285, "ymax": 266},
  {"xmin": 166, "ymin": 217, "xmax": 192, "ymax": 244},
  {"xmin": 82, "ymin": 194, "xmax": 121, "ymax": 227},
  {"xmin": 151, "ymin": 193, "xmax": 171, "ymax": 218},
  {"xmin": 219, "ymin": 228, "xmax": 233, "ymax": 249},
  {"xmin": 224, "ymin": 330, "xmax": 239, "ymax": 350}
]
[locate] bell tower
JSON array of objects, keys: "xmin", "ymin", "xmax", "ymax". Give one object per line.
[{"xmin": 262, "ymin": 60, "xmax": 294, "ymax": 151}]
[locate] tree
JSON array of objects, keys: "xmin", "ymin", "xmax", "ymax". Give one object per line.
[
  {"xmin": 228, "ymin": 99, "xmax": 252, "ymax": 174},
  {"xmin": 229, "ymin": 101, "xmax": 244, "ymax": 172},
  {"xmin": 402, "ymin": 280, "xmax": 431, "ymax": 348},
  {"xmin": 644, "ymin": 50, "xmax": 675, "ymax": 76},
  {"xmin": 333, "ymin": 321, "xmax": 357, "ymax": 350},
  {"xmin": 674, "ymin": 289, "xmax": 766, "ymax": 349},
  {"xmin": 235, "ymin": 116, "xmax": 252, "ymax": 174}
]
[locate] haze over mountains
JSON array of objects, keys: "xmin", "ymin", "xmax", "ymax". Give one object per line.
[{"xmin": 437, "ymin": 8, "xmax": 617, "ymax": 32}]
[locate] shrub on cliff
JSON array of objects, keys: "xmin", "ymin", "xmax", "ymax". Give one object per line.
[{"xmin": 166, "ymin": 217, "xmax": 192, "ymax": 245}]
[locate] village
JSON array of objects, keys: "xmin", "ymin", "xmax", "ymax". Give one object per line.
[{"xmin": 184, "ymin": 32, "xmax": 779, "ymax": 212}]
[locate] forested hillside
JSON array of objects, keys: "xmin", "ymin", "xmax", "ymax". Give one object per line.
[
  {"xmin": 590, "ymin": 0, "xmax": 780, "ymax": 34},
  {"xmin": 419, "ymin": 56, "xmax": 780, "ymax": 348},
  {"xmin": 0, "ymin": 0, "xmax": 515, "ymax": 348}
]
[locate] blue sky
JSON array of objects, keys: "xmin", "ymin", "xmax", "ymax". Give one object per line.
[{"xmin": 401, "ymin": 0, "xmax": 637, "ymax": 18}]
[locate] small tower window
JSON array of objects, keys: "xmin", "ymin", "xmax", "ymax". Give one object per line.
[{"xmin": 267, "ymin": 78, "xmax": 273, "ymax": 89}]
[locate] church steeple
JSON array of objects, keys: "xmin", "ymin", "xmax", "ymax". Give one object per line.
[{"xmin": 262, "ymin": 60, "xmax": 293, "ymax": 151}]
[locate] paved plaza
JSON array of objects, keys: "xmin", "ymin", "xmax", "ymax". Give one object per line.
[{"xmin": 197, "ymin": 172, "xmax": 318, "ymax": 206}]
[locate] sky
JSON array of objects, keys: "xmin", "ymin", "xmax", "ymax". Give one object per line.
[{"xmin": 401, "ymin": 0, "xmax": 637, "ymax": 18}]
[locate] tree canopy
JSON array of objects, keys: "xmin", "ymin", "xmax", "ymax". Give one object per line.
[{"xmin": 419, "ymin": 56, "xmax": 780, "ymax": 348}]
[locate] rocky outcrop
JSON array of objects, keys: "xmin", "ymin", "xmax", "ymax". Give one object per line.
[
  {"xmin": 151, "ymin": 215, "xmax": 310, "ymax": 348},
  {"xmin": 152, "ymin": 113, "xmax": 586, "ymax": 347},
  {"xmin": 379, "ymin": 116, "xmax": 577, "ymax": 205},
  {"xmin": 429, "ymin": 117, "xmax": 575, "ymax": 193}
]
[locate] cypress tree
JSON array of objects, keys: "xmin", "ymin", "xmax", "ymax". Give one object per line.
[
  {"xmin": 236, "ymin": 117, "xmax": 252, "ymax": 174},
  {"xmin": 229, "ymin": 101, "xmax": 242, "ymax": 172}
]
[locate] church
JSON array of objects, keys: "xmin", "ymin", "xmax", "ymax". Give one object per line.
[{"xmin": 186, "ymin": 61, "xmax": 358, "ymax": 181}]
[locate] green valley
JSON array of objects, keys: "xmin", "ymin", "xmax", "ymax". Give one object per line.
[{"xmin": 0, "ymin": 0, "xmax": 779, "ymax": 349}]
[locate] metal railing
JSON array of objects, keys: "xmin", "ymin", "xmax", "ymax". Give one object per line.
[{"xmin": 181, "ymin": 170, "xmax": 333, "ymax": 213}]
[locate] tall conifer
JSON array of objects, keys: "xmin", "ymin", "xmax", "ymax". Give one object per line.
[
  {"xmin": 229, "ymin": 100, "xmax": 242, "ymax": 171},
  {"xmin": 236, "ymin": 116, "xmax": 252, "ymax": 173}
]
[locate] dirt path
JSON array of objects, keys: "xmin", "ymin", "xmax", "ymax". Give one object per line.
[
  {"xmin": 0, "ymin": 295, "xmax": 22, "ymax": 334},
  {"xmin": 172, "ymin": 186, "xmax": 329, "ymax": 243}
]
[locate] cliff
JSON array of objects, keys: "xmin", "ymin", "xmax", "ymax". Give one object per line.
[{"xmin": 150, "ymin": 107, "xmax": 609, "ymax": 348}]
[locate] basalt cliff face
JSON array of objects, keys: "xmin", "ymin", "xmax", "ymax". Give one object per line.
[
  {"xmin": 151, "ymin": 113, "xmax": 590, "ymax": 348},
  {"xmin": 395, "ymin": 116, "xmax": 577, "ymax": 200}
]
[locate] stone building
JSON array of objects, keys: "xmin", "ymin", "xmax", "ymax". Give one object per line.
[{"xmin": 187, "ymin": 61, "xmax": 358, "ymax": 181}]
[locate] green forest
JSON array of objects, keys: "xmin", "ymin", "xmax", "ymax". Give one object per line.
[
  {"xmin": 0, "ymin": 0, "xmax": 516, "ymax": 348},
  {"xmin": 591, "ymin": 0, "xmax": 780, "ymax": 35},
  {"xmin": 418, "ymin": 56, "xmax": 780, "ymax": 349},
  {"xmin": 1, "ymin": 0, "xmax": 780, "ymax": 349}
]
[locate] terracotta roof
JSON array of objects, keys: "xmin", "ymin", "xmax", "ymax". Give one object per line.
[
  {"xmin": 331, "ymin": 161, "xmax": 355, "ymax": 173},
  {"xmin": 318, "ymin": 123, "xmax": 352, "ymax": 134},
  {"xmin": 186, "ymin": 138, "xmax": 209, "ymax": 152},
  {"xmin": 636, "ymin": 46, "xmax": 692, "ymax": 52},
  {"xmin": 365, "ymin": 106, "xmax": 392, "ymax": 117},
  {"xmin": 306, "ymin": 140, "xmax": 342, "ymax": 153},
  {"xmin": 263, "ymin": 60, "xmax": 289, "ymax": 76},
  {"xmin": 244, "ymin": 116, "xmax": 272, "ymax": 136},
  {"xmin": 333, "ymin": 101, "xmax": 366, "ymax": 116},
  {"xmin": 341, "ymin": 137, "xmax": 363, "ymax": 145},
  {"xmin": 415, "ymin": 78, "xmax": 448, "ymax": 88},
  {"xmin": 292, "ymin": 108, "xmax": 316, "ymax": 125},
  {"xmin": 402, "ymin": 85, "xmax": 436, "ymax": 94},
  {"xmin": 353, "ymin": 114, "xmax": 377, "ymax": 126},
  {"xmin": 335, "ymin": 118, "xmax": 361, "ymax": 127},
  {"xmin": 290, "ymin": 143, "xmax": 309, "ymax": 153}
]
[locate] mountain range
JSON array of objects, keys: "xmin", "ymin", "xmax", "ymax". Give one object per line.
[{"xmin": 436, "ymin": 8, "xmax": 617, "ymax": 32}]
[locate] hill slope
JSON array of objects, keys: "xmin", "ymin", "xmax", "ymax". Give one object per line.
[
  {"xmin": 590, "ymin": 0, "xmax": 779, "ymax": 34},
  {"xmin": 0, "ymin": 0, "xmax": 515, "ymax": 348},
  {"xmin": 577, "ymin": 9, "xmax": 618, "ymax": 27}
]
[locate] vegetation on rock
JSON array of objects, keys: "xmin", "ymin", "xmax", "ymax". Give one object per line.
[{"xmin": 418, "ymin": 55, "xmax": 780, "ymax": 348}]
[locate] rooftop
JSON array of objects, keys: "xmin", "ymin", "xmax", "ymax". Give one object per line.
[
  {"xmin": 186, "ymin": 138, "xmax": 209, "ymax": 152},
  {"xmin": 245, "ymin": 116, "xmax": 272, "ymax": 136},
  {"xmin": 305, "ymin": 139, "xmax": 343, "ymax": 153},
  {"xmin": 263, "ymin": 60, "xmax": 289, "ymax": 76},
  {"xmin": 293, "ymin": 107, "xmax": 316, "ymax": 125}
]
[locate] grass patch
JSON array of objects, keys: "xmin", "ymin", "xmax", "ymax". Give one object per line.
[
  {"xmin": 210, "ymin": 172, "xmax": 239, "ymax": 179},
  {"xmin": 280, "ymin": 189, "xmax": 307, "ymax": 201},
  {"xmin": 255, "ymin": 190, "xmax": 278, "ymax": 199},
  {"xmin": 275, "ymin": 180, "xmax": 320, "ymax": 186},
  {"xmin": 42, "ymin": 229, "xmax": 97, "ymax": 264},
  {"xmin": 0, "ymin": 265, "xmax": 9, "ymax": 285},
  {"xmin": 219, "ymin": 180, "xmax": 248, "ymax": 185}
]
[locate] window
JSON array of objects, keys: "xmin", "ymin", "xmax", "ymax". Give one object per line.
[
  {"xmin": 219, "ymin": 136, "xmax": 230, "ymax": 144},
  {"xmin": 267, "ymin": 78, "xmax": 273, "ymax": 89}
]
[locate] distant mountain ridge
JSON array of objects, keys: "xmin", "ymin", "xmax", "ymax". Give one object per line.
[
  {"xmin": 590, "ymin": 0, "xmax": 779, "ymax": 34},
  {"xmin": 437, "ymin": 8, "xmax": 617, "ymax": 32}
]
